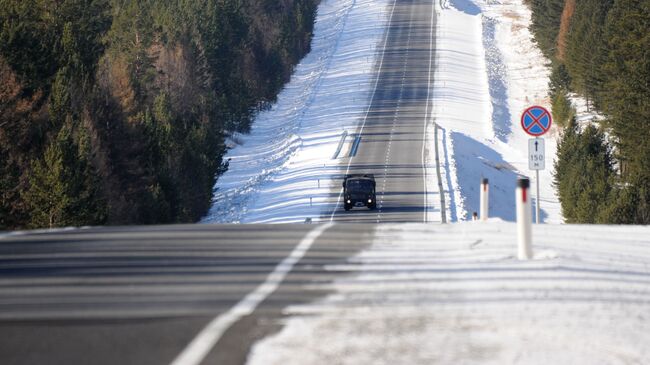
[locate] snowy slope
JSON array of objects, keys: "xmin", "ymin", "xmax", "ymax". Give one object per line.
[
  {"xmin": 433, "ymin": 0, "xmax": 561, "ymax": 223},
  {"xmin": 203, "ymin": 0, "xmax": 562, "ymax": 223},
  {"xmin": 247, "ymin": 223, "xmax": 650, "ymax": 364}
]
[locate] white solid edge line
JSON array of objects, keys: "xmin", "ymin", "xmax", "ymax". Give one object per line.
[
  {"xmin": 170, "ymin": 223, "xmax": 334, "ymax": 365},
  {"xmin": 330, "ymin": 0, "xmax": 398, "ymax": 221},
  {"xmin": 0, "ymin": 226, "xmax": 79, "ymax": 240},
  {"xmin": 421, "ymin": 0, "xmax": 435, "ymax": 223}
]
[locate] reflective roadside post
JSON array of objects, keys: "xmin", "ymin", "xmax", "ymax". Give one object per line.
[
  {"xmin": 480, "ymin": 178, "xmax": 489, "ymax": 221},
  {"xmin": 516, "ymin": 177, "xmax": 533, "ymax": 260}
]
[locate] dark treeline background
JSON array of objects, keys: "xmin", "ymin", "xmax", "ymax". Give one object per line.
[
  {"xmin": 0, "ymin": 0, "xmax": 318, "ymax": 229},
  {"xmin": 526, "ymin": 0, "xmax": 649, "ymax": 223}
]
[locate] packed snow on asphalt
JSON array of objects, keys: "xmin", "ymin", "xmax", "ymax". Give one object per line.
[{"xmin": 248, "ymin": 223, "xmax": 650, "ymax": 364}]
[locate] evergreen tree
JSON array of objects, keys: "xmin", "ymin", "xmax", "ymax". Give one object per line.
[
  {"xmin": 22, "ymin": 124, "xmax": 106, "ymax": 228},
  {"xmin": 106, "ymin": 0, "xmax": 155, "ymax": 101},
  {"xmin": 551, "ymin": 89, "xmax": 574, "ymax": 129},
  {"xmin": 602, "ymin": 0, "xmax": 650, "ymax": 178},
  {"xmin": 49, "ymin": 69, "xmax": 71, "ymax": 125},
  {"xmin": 601, "ymin": 175, "xmax": 650, "ymax": 224},
  {"xmin": 528, "ymin": 0, "xmax": 565, "ymax": 58},
  {"xmin": 599, "ymin": 0, "xmax": 650, "ymax": 223},
  {"xmin": 554, "ymin": 119, "xmax": 615, "ymax": 223},
  {"xmin": 564, "ymin": 0, "xmax": 614, "ymax": 109},
  {"xmin": 549, "ymin": 62, "xmax": 571, "ymax": 95},
  {"xmin": 0, "ymin": 0, "xmax": 58, "ymax": 92},
  {"xmin": 0, "ymin": 0, "xmax": 110, "ymax": 91}
]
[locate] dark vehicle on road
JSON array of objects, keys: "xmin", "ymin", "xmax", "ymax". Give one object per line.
[{"xmin": 343, "ymin": 174, "xmax": 377, "ymax": 211}]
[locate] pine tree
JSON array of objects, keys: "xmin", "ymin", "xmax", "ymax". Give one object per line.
[
  {"xmin": 554, "ymin": 119, "xmax": 615, "ymax": 223},
  {"xmin": 603, "ymin": 0, "xmax": 650, "ymax": 178},
  {"xmin": 564, "ymin": 0, "xmax": 614, "ymax": 109},
  {"xmin": 549, "ymin": 62, "xmax": 571, "ymax": 95},
  {"xmin": 598, "ymin": 0, "xmax": 650, "ymax": 223},
  {"xmin": 528, "ymin": 0, "xmax": 565, "ymax": 58},
  {"xmin": 0, "ymin": 0, "xmax": 58, "ymax": 92},
  {"xmin": 551, "ymin": 89, "xmax": 574, "ymax": 128},
  {"xmin": 23, "ymin": 128, "xmax": 73, "ymax": 228},
  {"xmin": 554, "ymin": 118, "xmax": 580, "ymax": 220},
  {"xmin": 22, "ymin": 124, "xmax": 106, "ymax": 228},
  {"xmin": 106, "ymin": 0, "xmax": 155, "ymax": 100}
]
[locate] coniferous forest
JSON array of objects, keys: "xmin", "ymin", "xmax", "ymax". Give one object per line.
[
  {"xmin": 527, "ymin": 0, "xmax": 649, "ymax": 223},
  {"xmin": 0, "ymin": 0, "xmax": 318, "ymax": 229}
]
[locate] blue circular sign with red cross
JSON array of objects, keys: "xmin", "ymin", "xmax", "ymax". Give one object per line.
[{"xmin": 521, "ymin": 105, "xmax": 552, "ymax": 137}]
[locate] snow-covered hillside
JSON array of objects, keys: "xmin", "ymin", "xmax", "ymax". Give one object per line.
[{"xmin": 202, "ymin": 0, "xmax": 562, "ymax": 223}]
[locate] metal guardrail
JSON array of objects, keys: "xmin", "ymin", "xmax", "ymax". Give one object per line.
[
  {"xmin": 332, "ymin": 130, "xmax": 348, "ymax": 159},
  {"xmin": 434, "ymin": 122, "xmax": 447, "ymax": 223}
]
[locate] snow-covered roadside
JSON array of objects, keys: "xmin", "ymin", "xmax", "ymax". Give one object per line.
[
  {"xmin": 202, "ymin": 0, "xmax": 390, "ymax": 223},
  {"xmin": 432, "ymin": 0, "xmax": 562, "ymax": 223},
  {"xmin": 247, "ymin": 223, "xmax": 650, "ymax": 364}
]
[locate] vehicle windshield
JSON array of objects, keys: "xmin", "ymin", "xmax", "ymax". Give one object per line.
[{"xmin": 346, "ymin": 179, "xmax": 373, "ymax": 192}]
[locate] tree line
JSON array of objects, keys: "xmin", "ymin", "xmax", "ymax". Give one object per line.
[
  {"xmin": 0, "ymin": 0, "xmax": 318, "ymax": 229},
  {"xmin": 526, "ymin": 0, "xmax": 649, "ymax": 223}
]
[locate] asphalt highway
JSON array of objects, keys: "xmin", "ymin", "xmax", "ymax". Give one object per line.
[
  {"xmin": 0, "ymin": 224, "xmax": 372, "ymax": 365},
  {"xmin": 327, "ymin": 0, "xmax": 440, "ymax": 223}
]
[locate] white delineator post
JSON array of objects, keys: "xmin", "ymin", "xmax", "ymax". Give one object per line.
[
  {"xmin": 516, "ymin": 178, "xmax": 533, "ymax": 260},
  {"xmin": 480, "ymin": 178, "xmax": 489, "ymax": 221}
]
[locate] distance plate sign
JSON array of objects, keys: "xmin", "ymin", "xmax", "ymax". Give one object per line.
[{"xmin": 528, "ymin": 138, "xmax": 545, "ymax": 170}]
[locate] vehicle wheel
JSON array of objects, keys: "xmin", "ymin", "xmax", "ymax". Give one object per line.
[
  {"xmin": 344, "ymin": 204, "xmax": 351, "ymax": 211},
  {"xmin": 369, "ymin": 203, "xmax": 377, "ymax": 210}
]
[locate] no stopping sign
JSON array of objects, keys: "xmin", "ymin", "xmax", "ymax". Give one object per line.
[{"xmin": 521, "ymin": 106, "xmax": 552, "ymax": 137}]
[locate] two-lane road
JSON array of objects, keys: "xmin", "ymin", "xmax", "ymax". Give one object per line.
[
  {"xmin": 327, "ymin": 0, "xmax": 441, "ymax": 223},
  {"xmin": 0, "ymin": 225, "xmax": 372, "ymax": 365}
]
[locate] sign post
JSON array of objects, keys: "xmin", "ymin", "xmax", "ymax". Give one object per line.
[
  {"xmin": 528, "ymin": 138, "xmax": 545, "ymax": 224},
  {"xmin": 521, "ymin": 106, "xmax": 551, "ymax": 224}
]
